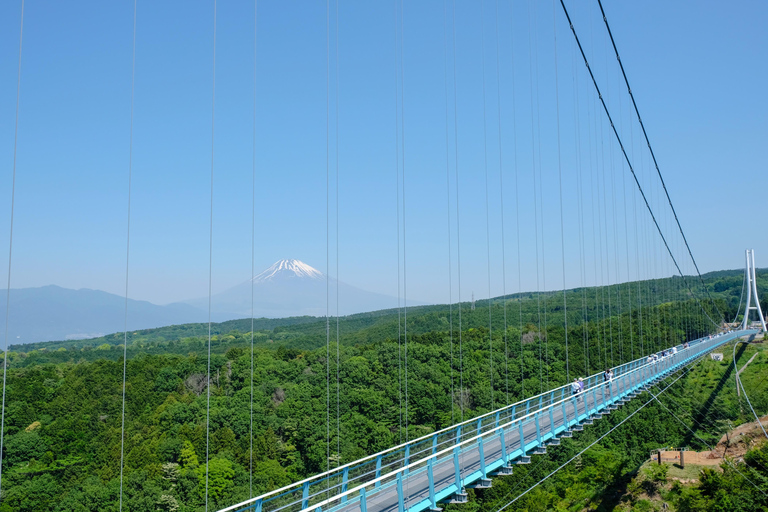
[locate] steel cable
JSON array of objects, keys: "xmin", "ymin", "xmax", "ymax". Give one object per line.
[
  {"xmin": 595, "ymin": 0, "xmax": 726, "ymax": 326},
  {"xmin": 204, "ymin": 2, "xmax": 217, "ymax": 509},
  {"xmin": 118, "ymin": 1, "xmax": 136, "ymax": 509},
  {"xmin": 558, "ymin": 0, "xmax": 721, "ymax": 330}
]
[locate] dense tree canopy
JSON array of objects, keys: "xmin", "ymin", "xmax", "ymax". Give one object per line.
[{"xmin": 0, "ymin": 270, "xmax": 766, "ymax": 511}]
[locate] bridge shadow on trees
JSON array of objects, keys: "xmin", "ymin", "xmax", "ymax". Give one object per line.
[{"xmin": 682, "ymin": 342, "xmax": 747, "ymax": 448}]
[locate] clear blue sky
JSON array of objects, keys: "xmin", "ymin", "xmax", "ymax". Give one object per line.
[{"xmin": 0, "ymin": 0, "xmax": 765, "ymax": 307}]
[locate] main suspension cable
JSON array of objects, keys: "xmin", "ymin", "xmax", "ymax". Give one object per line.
[
  {"xmin": 595, "ymin": 0, "xmax": 725, "ymax": 325},
  {"xmin": 557, "ymin": 0, "xmax": 720, "ymax": 329}
]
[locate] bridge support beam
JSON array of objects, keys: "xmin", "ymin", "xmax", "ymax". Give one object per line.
[
  {"xmin": 403, "ymin": 445, "xmax": 410, "ymax": 475},
  {"xmin": 341, "ymin": 467, "xmax": 349, "ymax": 504},
  {"xmin": 375, "ymin": 455, "xmax": 382, "ymax": 489},
  {"xmin": 479, "ymin": 437, "xmax": 487, "ymax": 480},
  {"xmin": 359, "ymin": 488, "xmax": 368, "ymax": 512},
  {"xmin": 301, "ymin": 482, "xmax": 309, "ymax": 509},
  {"xmin": 500, "ymin": 427, "xmax": 508, "ymax": 464},
  {"xmin": 427, "ymin": 458, "xmax": 442, "ymax": 511},
  {"xmin": 452, "ymin": 447, "xmax": 462, "ymax": 491}
]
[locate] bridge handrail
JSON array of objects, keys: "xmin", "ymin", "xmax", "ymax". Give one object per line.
[
  {"xmin": 220, "ymin": 329, "xmax": 749, "ymax": 512},
  {"xmin": 259, "ymin": 329, "xmax": 754, "ymax": 512}
]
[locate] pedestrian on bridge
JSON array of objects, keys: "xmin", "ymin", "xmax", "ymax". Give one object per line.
[
  {"xmin": 578, "ymin": 377, "xmax": 584, "ymax": 393},
  {"xmin": 571, "ymin": 378, "xmax": 580, "ymax": 395}
]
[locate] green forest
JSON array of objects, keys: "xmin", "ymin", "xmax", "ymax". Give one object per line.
[{"xmin": 0, "ymin": 269, "xmax": 766, "ymax": 511}]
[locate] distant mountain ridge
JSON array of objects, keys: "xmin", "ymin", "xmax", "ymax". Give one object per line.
[
  {"xmin": 0, "ymin": 285, "xmax": 206, "ymax": 344},
  {"xmin": 0, "ymin": 259, "xmax": 411, "ymax": 344},
  {"xmin": 180, "ymin": 258, "xmax": 408, "ymax": 320}
]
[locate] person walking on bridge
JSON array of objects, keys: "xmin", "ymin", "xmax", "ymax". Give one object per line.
[{"xmin": 571, "ymin": 378, "xmax": 580, "ymax": 395}]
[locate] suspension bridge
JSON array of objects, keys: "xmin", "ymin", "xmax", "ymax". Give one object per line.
[
  {"xmin": 221, "ymin": 329, "xmax": 758, "ymax": 512},
  {"xmin": 1, "ymin": 1, "xmax": 765, "ymax": 512}
]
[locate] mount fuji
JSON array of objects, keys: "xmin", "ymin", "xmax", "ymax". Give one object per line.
[{"xmin": 180, "ymin": 259, "xmax": 405, "ymax": 320}]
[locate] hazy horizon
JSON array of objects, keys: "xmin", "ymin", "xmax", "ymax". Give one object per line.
[{"xmin": 0, "ymin": 1, "xmax": 765, "ymax": 306}]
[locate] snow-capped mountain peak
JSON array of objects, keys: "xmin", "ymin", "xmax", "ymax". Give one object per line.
[{"xmin": 253, "ymin": 259, "xmax": 324, "ymax": 283}]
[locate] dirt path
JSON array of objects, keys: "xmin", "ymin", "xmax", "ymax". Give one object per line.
[{"xmin": 707, "ymin": 414, "xmax": 768, "ymax": 460}]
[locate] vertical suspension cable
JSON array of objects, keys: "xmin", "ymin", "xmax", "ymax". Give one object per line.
[
  {"xmin": 532, "ymin": 0, "xmax": 549, "ymax": 390},
  {"xmin": 325, "ymin": 0, "xmax": 331, "ymax": 479},
  {"xmin": 587, "ymin": 6, "xmax": 607, "ymax": 369},
  {"xmin": 571, "ymin": 35, "xmax": 588, "ymax": 376},
  {"xmin": 451, "ymin": 0, "xmax": 465, "ymax": 446},
  {"xmin": 480, "ymin": 0, "xmax": 494, "ymax": 411},
  {"xmin": 610, "ymin": 75, "xmax": 624, "ymax": 362},
  {"xmin": 249, "ymin": 0, "xmax": 258, "ymax": 498},
  {"xmin": 507, "ymin": 0, "xmax": 524, "ymax": 399},
  {"xmin": 118, "ymin": 2, "xmax": 136, "ymax": 510},
  {"xmin": 526, "ymin": 0, "xmax": 543, "ymax": 394},
  {"xmin": 622, "ymin": 80, "xmax": 634, "ymax": 360},
  {"xmin": 493, "ymin": 0, "xmax": 509, "ymax": 405},
  {"xmin": 600, "ymin": 26, "xmax": 615, "ymax": 367},
  {"xmin": 451, "ymin": 0, "xmax": 468, "ymax": 486},
  {"xmin": 633, "ymin": 149, "xmax": 643, "ymax": 355},
  {"xmin": 551, "ymin": 0, "xmax": 569, "ymax": 382},
  {"xmin": 204, "ymin": 2, "xmax": 217, "ymax": 509},
  {"xmin": 392, "ymin": 0, "xmax": 403, "ymax": 446},
  {"xmin": 0, "ymin": 0, "xmax": 24, "ymax": 498},
  {"xmin": 597, "ymin": 106, "xmax": 607, "ymax": 368},
  {"xmin": 334, "ymin": 0, "xmax": 340, "ymax": 471},
  {"xmin": 597, "ymin": 100, "xmax": 611, "ymax": 367},
  {"xmin": 399, "ymin": 0, "xmax": 408, "ymax": 446},
  {"xmin": 585, "ymin": 69, "xmax": 602, "ymax": 369},
  {"xmin": 442, "ymin": 0, "xmax": 455, "ymax": 425}
]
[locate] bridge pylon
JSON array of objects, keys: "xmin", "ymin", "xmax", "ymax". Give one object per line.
[{"xmin": 741, "ymin": 249, "xmax": 767, "ymax": 332}]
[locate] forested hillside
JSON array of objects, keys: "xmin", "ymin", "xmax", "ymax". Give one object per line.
[{"xmin": 0, "ymin": 270, "xmax": 765, "ymax": 511}]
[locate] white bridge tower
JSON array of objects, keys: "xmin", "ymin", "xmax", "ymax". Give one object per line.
[{"xmin": 741, "ymin": 249, "xmax": 767, "ymax": 331}]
